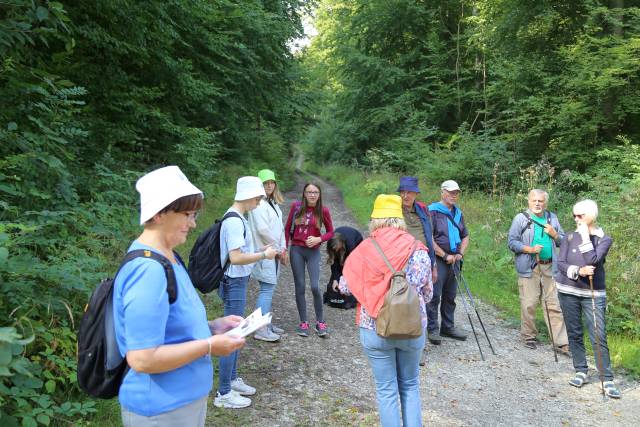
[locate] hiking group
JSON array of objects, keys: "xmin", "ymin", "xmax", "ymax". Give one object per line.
[{"xmin": 90, "ymin": 165, "xmax": 621, "ymax": 427}]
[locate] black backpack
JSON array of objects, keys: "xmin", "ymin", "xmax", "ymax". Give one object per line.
[
  {"xmin": 519, "ymin": 210, "xmax": 551, "ymax": 236},
  {"xmin": 188, "ymin": 211, "xmax": 245, "ymax": 293},
  {"xmin": 77, "ymin": 249, "xmax": 180, "ymax": 399}
]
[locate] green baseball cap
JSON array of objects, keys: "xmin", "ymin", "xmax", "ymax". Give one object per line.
[{"xmin": 258, "ymin": 169, "xmax": 276, "ymax": 183}]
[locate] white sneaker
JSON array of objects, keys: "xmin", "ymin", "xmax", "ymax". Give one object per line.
[
  {"xmin": 213, "ymin": 391, "xmax": 251, "ymax": 409},
  {"xmin": 231, "ymin": 377, "xmax": 256, "ymax": 396},
  {"xmin": 270, "ymin": 324, "xmax": 284, "ymax": 334},
  {"xmin": 254, "ymin": 326, "xmax": 280, "ymax": 342}
]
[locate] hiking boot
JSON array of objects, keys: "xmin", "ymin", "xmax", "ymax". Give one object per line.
[
  {"xmin": 524, "ymin": 338, "xmax": 537, "ymax": 350},
  {"xmin": 440, "ymin": 328, "xmax": 468, "ymax": 341},
  {"xmin": 296, "ymin": 322, "xmax": 309, "ymax": 337},
  {"xmin": 314, "ymin": 321, "xmax": 329, "ymax": 337},
  {"xmin": 270, "ymin": 324, "xmax": 284, "ymax": 334},
  {"xmin": 602, "ymin": 381, "xmax": 621, "ymax": 399},
  {"xmin": 557, "ymin": 344, "xmax": 570, "ymax": 357},
  {"xmin": 214, "ymin": 391, "xmax": 251, "ymax": 409},
  {"xmin": 230, "ymin": 377, "xmax": 256, "ymax": 396},
  {"xmin": 568, "ymin": 372, "xmax": 588, "ymax": 388},
  {"xmin": 427, "ymin": 332, "xmax": 442, "ymax": 345},
  {"xmin": 254, "ymin": 326, "xmax": 280, "ymax": 342}
]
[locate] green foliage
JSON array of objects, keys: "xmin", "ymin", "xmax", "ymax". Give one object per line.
[{"xmin": 1, "ymin": 0, "xmax": 305, "ymax": 423}]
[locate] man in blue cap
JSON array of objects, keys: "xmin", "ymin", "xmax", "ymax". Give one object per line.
[
  {"xmin": 397, "ymin": 176, "xmax": 437, "ymax": 360},
  {"xmin": 427, "ymin": 180, "xmax": 469, "ymax": 342}
]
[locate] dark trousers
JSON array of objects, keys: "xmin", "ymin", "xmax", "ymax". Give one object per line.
[
  {"xmin": 558, "ymin": 292, "xmax": 613, "ymax": 381},
  {"xmin": 426, "ymin": 257, "xmax": 457, "ymax": 333}
]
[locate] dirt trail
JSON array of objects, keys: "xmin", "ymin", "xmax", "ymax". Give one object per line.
[{"xmin": 207, "ymin": 173, "xmax": 640, "ymax": 426}]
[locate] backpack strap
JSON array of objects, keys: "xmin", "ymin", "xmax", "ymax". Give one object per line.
[
  {"xmin": 370, "ymin": 238, "xmax": 419, "ymax": 275},
  {"xmin": 289, "ymin": 202, "xmax": 301, "ymax": 238},
  {"xmin": 119, "ymin": 249, "xmax": 178, "ymax": 304},
  {"xmin": 220, "ymin": 211, "xmax": 247, "ymax": 275}
]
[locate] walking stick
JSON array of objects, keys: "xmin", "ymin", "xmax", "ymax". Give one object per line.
[
  {"xmin": 588, "ymin": 274, "xmax": 606, "ymax": 398},
  {"xmin": 453, "ymin": 262, "xmax": 485, "ymax": 361},
  {"xmin": 456, "ymin": 263, "xmax": 496, "ymax": 356},
  {"xmin": 537, "ymin": 255, "xmax": 558, "ymax": 362}
]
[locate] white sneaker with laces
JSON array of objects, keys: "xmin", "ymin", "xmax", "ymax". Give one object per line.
[
  {"xmin": 270, "ymin": 324, "xmax": 284, "ymax": 334},
  {"xmin": 231, "ymin": 377, "xmax": 256, "ymax": 396},
  {"xmin": 254, "ymin": 326, "xmax": 280, "ymax": 342},
  {"xmin": 213, "ymin": 391, "xmax": 251, "ymax": 409}
]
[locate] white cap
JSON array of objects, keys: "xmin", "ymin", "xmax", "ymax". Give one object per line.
[
  {"xmin": 234, "ymin": 176, "xmax": 266, "ymax": 201},
  {"xmin": 136, "ymin": 166, "xmax": 202, "ymax": 224},
  {"xmin": 441, "ymin": 180, "xmax": 461, "ymax": 192}
]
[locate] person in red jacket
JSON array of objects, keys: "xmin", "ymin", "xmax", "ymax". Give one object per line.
[{"xmin": 285, "ymin": 183, "xmax": 334, "ymax": 337}]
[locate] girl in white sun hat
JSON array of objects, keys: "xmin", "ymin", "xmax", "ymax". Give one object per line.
[{"xmin": 214, "ymin": 176, "xmax": 278, "ymax": 409}]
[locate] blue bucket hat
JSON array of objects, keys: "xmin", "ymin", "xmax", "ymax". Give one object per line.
[{"xmin": 396, "ymin": 176, "xmax": 420, "ymax": 193}]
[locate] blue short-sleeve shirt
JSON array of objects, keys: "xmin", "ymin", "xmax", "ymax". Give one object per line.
[
  {"xmin": 220, "ymin": 208, "xmax": 255, "ymax": 278},
  {"xmin": 113, "ymin": 241, "xmax": 213, "ymax": 416}
]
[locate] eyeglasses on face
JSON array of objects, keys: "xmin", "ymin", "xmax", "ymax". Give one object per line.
[{"xmin": 573, "ymin": 213, "xmax": 585, "ymax": 219}]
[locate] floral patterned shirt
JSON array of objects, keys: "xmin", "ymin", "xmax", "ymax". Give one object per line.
[{"xmin": 339, "ymin": 249, "xmax": 433, "ymax": 331}]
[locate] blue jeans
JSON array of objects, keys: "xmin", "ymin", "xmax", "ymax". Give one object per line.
[
  {"xmin": 360, "ymin": 328, "xmax": 425, "ymax": 427},
  {"xmin": 558, "ymin": 292, "xmax": 613, "ymax": 381},
  {"xmin": 256, "ymin": 280, "xmax": 276, "ymax": 315},
  {"xmin": 217, "ymin": 275, "xmax": 249, "ymax": 395}
]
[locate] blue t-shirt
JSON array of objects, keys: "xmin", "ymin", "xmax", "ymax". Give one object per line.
[
  {"xmin": 113, "ymin": 241, "xmax": 213, "ymax": 416},
  {"xmin": 220, "ymin": 208, "xmax": 255, "ymax": 278}
]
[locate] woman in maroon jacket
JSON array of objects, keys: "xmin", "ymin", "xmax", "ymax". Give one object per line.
[{"xmin": 285, "ymin": 183, "xmax": 334, "ymax": 337}]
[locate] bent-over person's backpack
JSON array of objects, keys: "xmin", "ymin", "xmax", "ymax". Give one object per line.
[{"xmin": 370, "ymin": 238, "xmax": 422, "ymax": 339}]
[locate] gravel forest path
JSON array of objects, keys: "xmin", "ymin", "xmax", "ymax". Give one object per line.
[{"xmin": 207, "ymin": 172, "xmax": 640, "ymax": 427}]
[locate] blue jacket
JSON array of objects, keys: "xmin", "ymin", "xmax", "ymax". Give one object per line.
[{"xmin": 414, "ymin": 202, "xmax": 436, "ymax": 267}]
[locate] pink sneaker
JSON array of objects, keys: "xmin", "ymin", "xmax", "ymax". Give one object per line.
[
  {"xmin": 314, "ymin": 322, "xmax": 328, "ymax": 337},
  {"xmin": 296, "ymin": 322, "xmax": 309, "ymax": 337}
]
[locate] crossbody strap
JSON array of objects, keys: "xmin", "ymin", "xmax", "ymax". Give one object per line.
[{"xmin": 370, "ymin": 237, "xmax": 418, "ymax": 274}]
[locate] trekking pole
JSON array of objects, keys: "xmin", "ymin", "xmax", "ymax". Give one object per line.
[
  {"xmin": 456, "ymin": 263, "xmax": 496, "ymax": 356},
  {"xmin": 588, "ymin": 274, "xmax": 606, "ymax": 399},
  {"xmin": 453, "ymin": 262, "xmax": 485, "ymax": 361},
  {"xmin": 537, "ymin": 255, "xmax": 558, "ymax": 362}
]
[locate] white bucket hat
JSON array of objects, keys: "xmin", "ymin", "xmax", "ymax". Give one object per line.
[
  {"xmin": 441, "ymin": 180, "xmax": 461, "ymax": 192},
  {"xmin": 136, "ymin": 166, "xmax": 202, "ymax": 224},
  {"xmin": 234, "ymin": 176, "xmax": 266, "ymax": 201}
]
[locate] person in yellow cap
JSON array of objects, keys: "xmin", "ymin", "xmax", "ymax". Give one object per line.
[
  {"xmin": 337, "ymin": 194, "xmax": 433, "ymax": 427},
  {"xmin": 247, "ymin": 169, "xmax": 287, "ymax": 342}
]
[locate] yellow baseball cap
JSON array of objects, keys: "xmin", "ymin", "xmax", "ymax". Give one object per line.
[{"xmin": 371, "ymin": 194, "xmax": 403, "ymax": 219}]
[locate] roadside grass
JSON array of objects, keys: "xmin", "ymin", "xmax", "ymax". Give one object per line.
[{"xmin": 309, "ymin": 163, "xmax": 640, "ymax": 377}]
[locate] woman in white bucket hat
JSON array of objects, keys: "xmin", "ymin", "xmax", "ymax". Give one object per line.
[
  {"xmin": 113, "ymin": 166, "xmax": 245, "ymax": 426},
  {"xmin": 214, "ymin": 176, "xmax": 278, "ymax": 409}
]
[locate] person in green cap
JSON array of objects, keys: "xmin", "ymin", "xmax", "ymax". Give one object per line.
[
  {"xmin": 507, "ymin": 189, "xmax": 569, "ymax": 353},
  {"xmin": 247, "ymin": 169, "xmax": 287, "ymax": 342}
]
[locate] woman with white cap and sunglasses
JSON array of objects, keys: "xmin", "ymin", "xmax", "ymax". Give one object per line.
[
  {"xmin": 215, "ymin": 176, "xmax": 279, "ymax": 409},
  {"xmin": 247, "ymin": 169, "xmax": 288, "ymax": 342},
  {"xmin": 113, "ymin": 166, "xmax": 246, "ymax": 426}
]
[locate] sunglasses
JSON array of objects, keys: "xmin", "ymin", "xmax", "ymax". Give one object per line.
[{"xmin": 573, "ymin": 213, "xmax": 585, "ymax": 219}]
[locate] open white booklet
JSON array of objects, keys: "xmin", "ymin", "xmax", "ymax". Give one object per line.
[{"xmin": 224, "ymin": 307, "xmax": 272, "ymax": 338}]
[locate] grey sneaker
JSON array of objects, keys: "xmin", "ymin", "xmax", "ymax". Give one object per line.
[
  {"xmin": 230, "ymin": 377, "xmax": 256, "ymax": 396},
  {"xmin": 214, "ymin": 391, "xmax": 251, "ymax": 409},
  {"xmin": 440, "ymin": 327, "xmax": 468, "ymax": 341},
  {"xmin": 270, "ymin": 324, "xmax": 284, "ymax": 334},
  {"xmin": 314, "ymin": 322, "xmax": 328, "ymax": 337},
  {"xmin": 602, "ymin": 381, "xmax": 621, "ymax": 399},
  {"xmin": 428, "ymin": 332, "xmax": 442, "ymax": 345},
  {"xmin": 569, "ymin": 372, "xmax": 588, "ymax": 388},
  {"xmin": 254, "ymin": 326, "xmax": 280, "ymax": 342}
]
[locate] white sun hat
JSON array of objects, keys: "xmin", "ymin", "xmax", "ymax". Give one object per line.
[
  {"xmin": 234, "ymin": 176, "xmax": 266, "ymax": 201},
  {"xmin": 136, "ymin": 165, "xmax": 203, "ymax": 224},
  {"xmin": 441, "ymin": 180, "xmax": 461, "ymax": 192}
]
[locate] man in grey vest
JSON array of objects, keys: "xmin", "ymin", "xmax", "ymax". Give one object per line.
[{"xmin": 507, "ymin": 189, "xmax": 569, "ymax": 353}]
